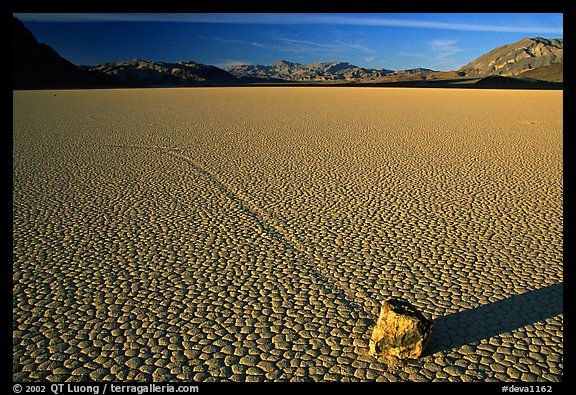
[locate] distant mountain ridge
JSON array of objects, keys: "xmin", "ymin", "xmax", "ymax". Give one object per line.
[
  {"xmin": 85, "ymin": 59, "xmax": 237, "ymax": 86},
  {"xmin": 388, "ymin": 68, "xmax": 437, "ymax": 76},
  {"xmin": 226, "ymin": 60, "xmax": 395, "ymax": 82},
  {"xmin": 227, "ymin": 37, "xmax": 562, "ymax": 83}
]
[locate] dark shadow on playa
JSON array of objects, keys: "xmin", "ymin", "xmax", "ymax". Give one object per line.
[
  {"xmin": 427, "ymin": 282, "xmax": 563, "ymax": 354},
  {"xmin": 360, "ymin": 76, "xmax": 563, "ymax": 90}
]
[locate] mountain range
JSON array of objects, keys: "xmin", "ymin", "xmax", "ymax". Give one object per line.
[
  {"xmin": 225, "ymin": 60, "xmax": 396, "ymax": 82},
  {"xmin": 83, "ymin": 59, "xmax": 237, "ymax": 86},
  {"xmin": 12, "ymin": 16, "xmax": 563, "ymax": 89}
]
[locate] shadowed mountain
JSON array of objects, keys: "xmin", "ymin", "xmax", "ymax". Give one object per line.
[
  {"xmin": 13, "ymin": 17, "xmax": 114, "ymax": 89},
  {"xmin": 459, "ymin": 37, "xmax": 563, "ymax": 79},
  {"xmin": 13, "ymin": 16, "xmax": 237, "ymax": 89},
  {"xmin": 86, "ymin": 59, "xmax": 239, "ymax": 87}
]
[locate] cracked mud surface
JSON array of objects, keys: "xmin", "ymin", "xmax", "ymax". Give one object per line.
[{"xmin": 13, "ymin": 87, "xmax": 562, "ymax": 381}]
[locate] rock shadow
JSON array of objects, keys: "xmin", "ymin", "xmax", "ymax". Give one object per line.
[{"xmin": 426, "ymin": 282, "xmax": 563, "ymax": 354}]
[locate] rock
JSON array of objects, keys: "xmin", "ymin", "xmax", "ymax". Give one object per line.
[{"xmin": 369, "ymin": 298, "xmax": 433, "ymax": 360}]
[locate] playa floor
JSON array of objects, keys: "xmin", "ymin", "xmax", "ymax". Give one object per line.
[{"xmin": 13, "ymin": 87, "xmax": 563, "ymax": 382}]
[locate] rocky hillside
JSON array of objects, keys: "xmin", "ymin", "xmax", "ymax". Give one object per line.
[
  {"xmin": 387, "ymin": 68, "xmax": 437, "ymax": 77},
  {"xmin": 226, "ymin": 60, "xmax": 394, "ymax": 81},
  {"xmin": 13, "ymin": 17, "xmax": 113, "ymax": 88},
  {"xmin": 518, "ymin": 63, "xmax": 563, "ymax": 83},
  {"xmin": 86, "ymin": 59, "xmax": 238, "ymax": 86},
  {"xmin": 459, "ymin": 37, "xmax": 563, "ymax": 77}
]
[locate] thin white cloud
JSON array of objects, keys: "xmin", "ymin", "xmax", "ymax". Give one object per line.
[
  {"xmin": 199, "ymin": 34, "xmax": 375, "ymax": 62},
  {"xmin": 274, "ymin": 38, "xmax": 334, "ymax": 49},
  {"xmin": 271, "ymin": 37, "xmax": 376, "ymax": 58},
  {"xmin": 427, "ymin": 38, "xmax": 465, "ymax": 69},
  {"xmin": 429, "ymin": 39, "xmax": 464, "ymax": 58},
  {"xmin": 14, "ymin": 13, "xmax": 563, "ymax": 34},
  {"xmin": 334, "ymin": 39, "xmax": 375, "ymax": 54},
  {"xmin": 204, "ymin": 35, "xmax": 267, "ymax": 48},
  {"xmin": 396, "ymin": 51, "xmax": 428, "ymax": 59}
]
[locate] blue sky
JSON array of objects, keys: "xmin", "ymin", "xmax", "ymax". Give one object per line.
[{"xmin": 14, "ymin": 13, "xmax": 563, "ymax": 71}]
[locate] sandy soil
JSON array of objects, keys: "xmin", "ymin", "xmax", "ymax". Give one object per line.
[{"xmin": 13, "ymin": 87, "xmax": 562, "ymax": 382}]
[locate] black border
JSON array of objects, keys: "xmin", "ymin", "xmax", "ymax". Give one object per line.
[
  {"xmin": 9, "ymin": 0, "xmax": 572, "ymax": 391},
  {"xmin": 9, "ymin": 0, "xmax": 569, "ymax": 13}
]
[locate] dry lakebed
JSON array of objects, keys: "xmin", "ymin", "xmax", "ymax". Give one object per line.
[{"xmin": 13, "ymin": 87, "xmax": 563, "ymax": 382}]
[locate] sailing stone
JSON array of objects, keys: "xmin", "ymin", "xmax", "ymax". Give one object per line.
[{"xmin": 369, "ymin": 297, "xmax": 433, "ymax": 360}]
